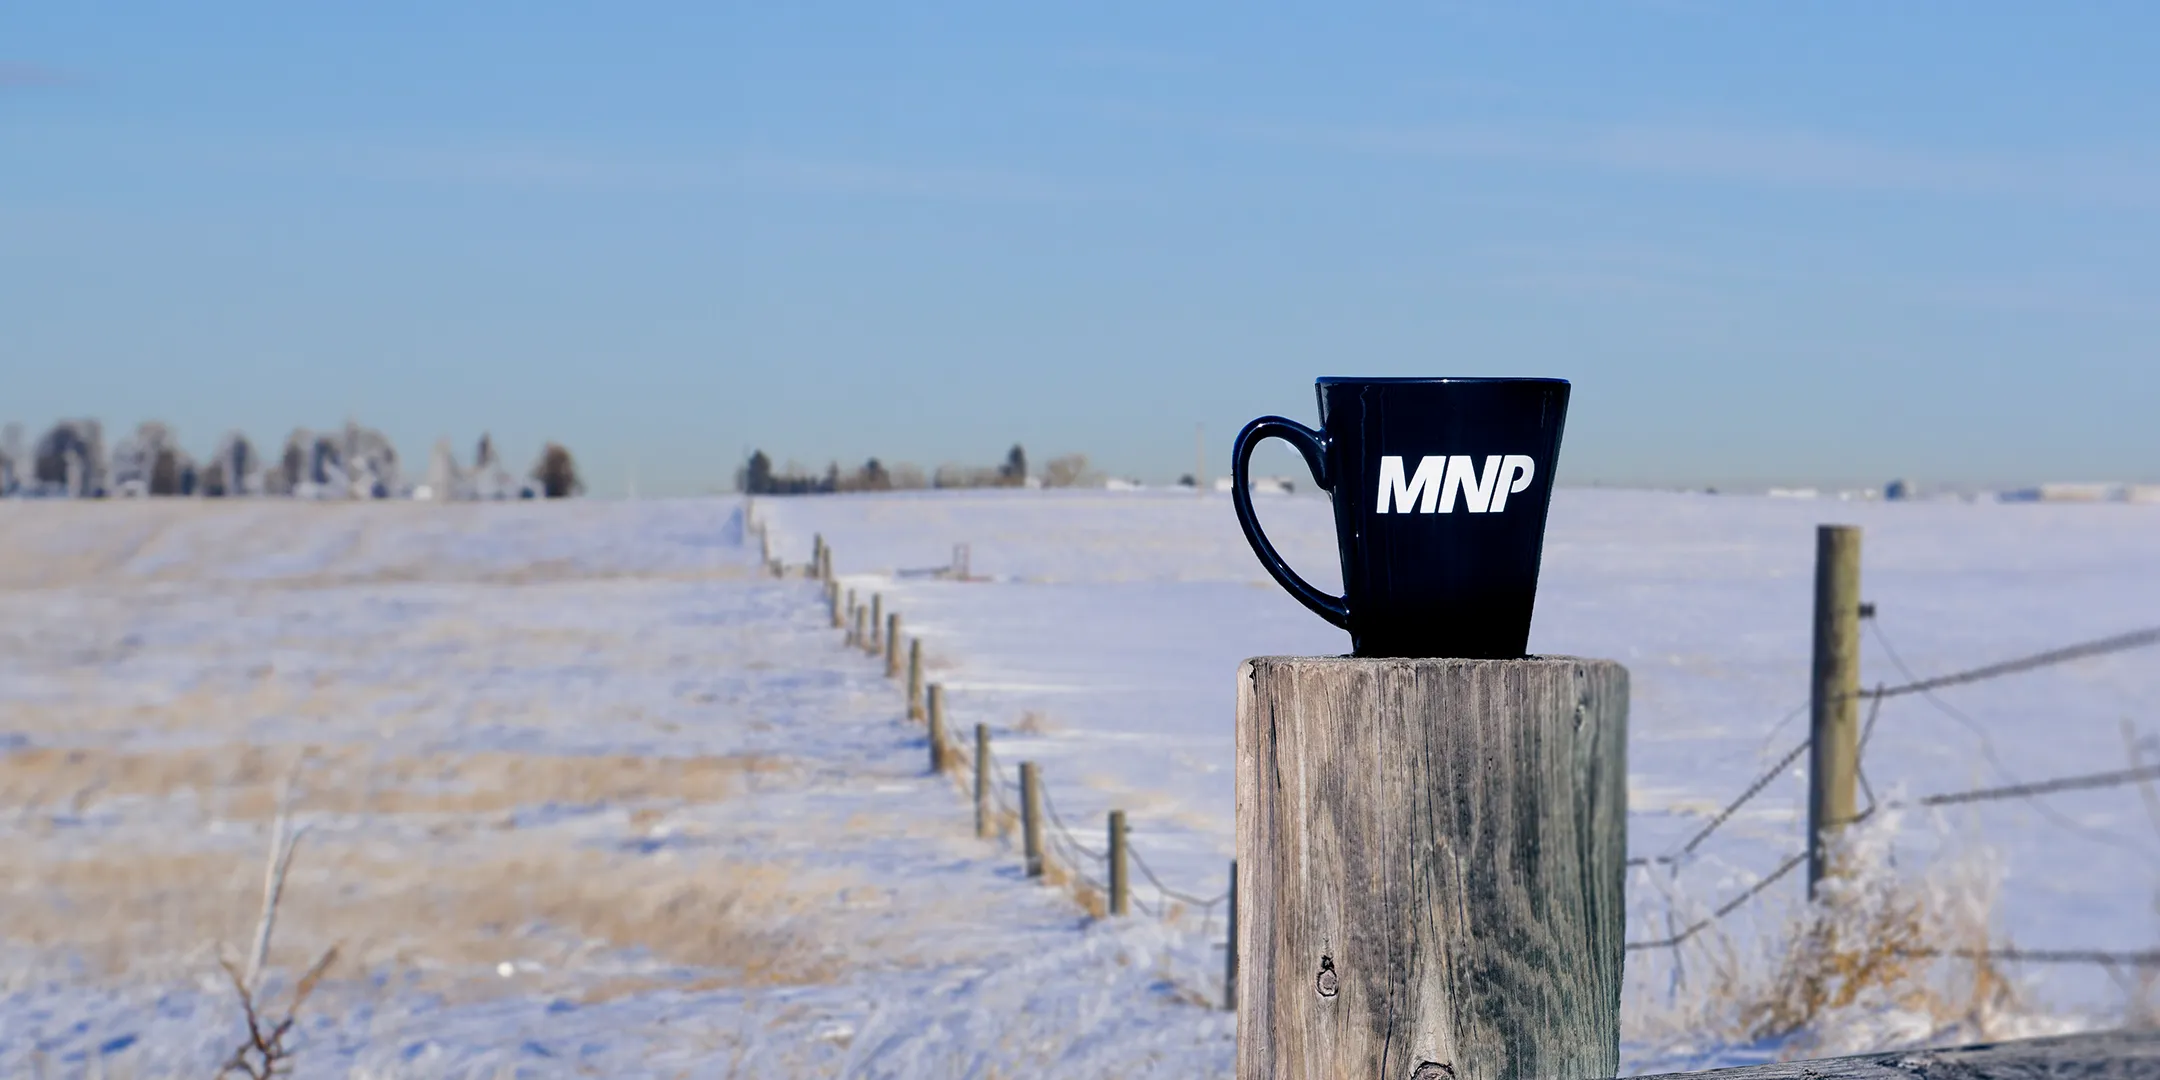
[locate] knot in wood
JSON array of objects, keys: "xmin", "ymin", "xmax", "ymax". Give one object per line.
[
  {"xmin": 1315, "ymin": 954, "xmax": 1338, "ymax": 998},
  {"xmin": 1411, "ymin": 1063, "xmax": 1454, "ymax": 1080}
]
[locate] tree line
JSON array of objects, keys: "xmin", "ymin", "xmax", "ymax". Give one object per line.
[
  {"xmin": 0, "ymin": 419, "xmax": 583, "ymax": 501},
  {"xmin": 738, "ymin": 445, "xmax": 1102, "ymax": 495}
]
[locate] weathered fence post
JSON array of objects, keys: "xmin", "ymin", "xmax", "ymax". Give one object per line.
[
  {"xmin": 828, "ymin": 580, "xmax": 842, "ymax": 628},
  {"xmin": 868, "ymin": 594, "xmax": 883, "ymax": 655},
  {"xmin": 1236, "ymin": 656, "xmax": 1628, "ymax": 1080},
  {"xmin": 974, "ymin": 723, "xmax": 992, "ymax": 838},
  {"xmin": 1020, "ymin": 761, "xmax": 1044, "ymax": 878},
  {"xmin": 907, "ymin": 638, "xmax": 924, "ymax": 717},
  {"xmin": 811, "ymin": 533, "xmax": 823, "ymax": 580},
  {"xmin": 1224, "ymin": 859, "xmax": 1238, "ymax": 1012},
  {"xmin": 1107, "ymin": 809, "xmax": 1129, "ymax": 916},
  {"xmin": 1808, "ymin": 524, "xmax": 1863, "ymax": 898},
  {"xmin": 849, "ymin": 601, "xmax": 863, "ymax": 648},
  {"xmin": 927, "ymin": 684, "xmax": 947, "ymax": 773},
  {"xmin": 885, "ymin": 614, "xmax": 902, "ymax": 677}
]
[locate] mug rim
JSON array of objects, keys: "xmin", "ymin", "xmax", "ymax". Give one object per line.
[{"xmin": 1316, "ymin": 376, "xmax": 1570, "ymax": 386}]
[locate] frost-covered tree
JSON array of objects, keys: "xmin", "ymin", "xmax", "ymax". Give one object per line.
[
  {"xmin": 201, "ymin": 432, "xmax": 258, "ymax": 497},
  {"xmin": 469, "ymin": 432, "xmax": 519, "ymax": 500},
  {"xmin": 422, "ymin": 438, "xmax": 467, "ymax": 500},
  {"xmin": 110, "ymin": 421, "xmax": 195, "ymax": 497},
  {"xmin": 0, "ymin": 423, "xmax": 22, "ymax": 497},
  {"xmin": 340, "ymin": 421, "xmax": 400, "ymax": 498}
]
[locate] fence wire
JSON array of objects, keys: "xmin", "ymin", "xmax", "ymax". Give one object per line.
[
  {"xmin": 1625, "ymin": 620, "xmax": 2160, "ymax": 955},
  {"xmin": 1625, "ymin": 851, "xmax": 1807, "ymax": 952},
  {"xmin": 818, "ymin": 540, "xmax": 2160, "ymax": 970},
  {"xmin": 1863, "ymin": 625, "xmax": 2160, "ymax": 701}
]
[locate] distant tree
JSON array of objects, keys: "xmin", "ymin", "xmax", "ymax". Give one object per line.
[
  {"xmin": 857, "ymin": 458, "xmax": 891, "ymax": 491},
  {"xmin": 35, "ymin": 420, "xmax": 105, "ymax": 497},
  {"xmin": 532, "ymin": 443, "xmax": 583, "ymax": 498},
  {"xmin": 204, "ymin": 432, "xmax": 256, "ymax": 497},
  {"xmin": 999, "ymin": 444, "xmax": 1028, "ymax": 486},
  {"xmin": 1042, "ymin": 453, "xmax": 1090, "ymax": 488},
  {"xmin": 744, "ymin": 451, "xmax": 774, "ymax": 494}
]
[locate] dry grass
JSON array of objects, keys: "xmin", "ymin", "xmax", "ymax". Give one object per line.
[
  {"xmin": 1630, "ymin": 812, "xmax": 2039, "ymax": 1059},
  {"xmin": 0, "ymin": 743, "xmax": 785, "ymax": 821},
  {"xmin": 0, "ymin": 737, "xmax": 830, "ymax": 999},
  {"xmin": 2, "ymin": 834, "xmax": 844, "ymax": 991}
]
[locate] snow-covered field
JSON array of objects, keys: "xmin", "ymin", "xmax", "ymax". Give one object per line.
[
  {"xmin": 0, "ymin": 500, "xmax": 1230, "ymax": 1077},
  {"xmin": 756, "ymin": 487, "xmax": 2160, "ymax": 1063},
  {"xmin": 2, "ymin": 489, "xmax": 2156, "ymax": 1076}
]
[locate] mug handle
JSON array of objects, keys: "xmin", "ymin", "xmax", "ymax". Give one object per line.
[{"xmin": 1231, "ymin": 416, "xmax": 1351, "ymax": 630}]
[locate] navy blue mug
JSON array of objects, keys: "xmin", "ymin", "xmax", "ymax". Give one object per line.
[{"xmin": 1231, "ymin": 377, "xmax": 1570, "ymax": 658}]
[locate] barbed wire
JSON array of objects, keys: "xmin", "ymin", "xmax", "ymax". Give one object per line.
[
  {"xmin": 1913, "ymin": 763, "xmax": 2160, "ymax": 808},
  {"xmin": 1629, "ymin": 738, "xmax": 1809, "ymax": 869},
  {"xmin": 1863, "ymin": 625, "xmax": 2160, "ymax": 701},
  {"xmin": 1625, "ymin": 850, "xmax": 1807, "ymax": 952},
  {"xmin": 1037, "ymin": 781, "xmax": 1106, "ymax": 862},
  {"xmin": 814, "ymin": 538, "xmax": 2160, "ymax": 967},
  {"xmin": 1905, "ymin": 946, "xmax": 2160, "ymax": 967}
]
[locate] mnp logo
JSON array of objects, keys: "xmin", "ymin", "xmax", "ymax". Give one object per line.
[{"xmin": 1376, "ymin": 455, "xmax": 1536, "ymax": 514}]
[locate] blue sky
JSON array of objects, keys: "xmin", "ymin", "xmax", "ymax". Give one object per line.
[{"xmin": 5, "ymin": 4, "xmax": 2158, "ymax": 494}]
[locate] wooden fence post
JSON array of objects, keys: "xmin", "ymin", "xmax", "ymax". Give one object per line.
[
  {"xmin": 1020, "ymin": 761, "xmax": 1044, "ymax": 878},
  {"xmin": 811, "ymin": 533, "xmax": 823, "ymax": 580},
  {"xmin": 975, "ymin": 723, "xmax": 992, "ymax": 838},
  {"xmin": 1808, "ymin": 524, "xmax": 1863, "ymax": 899},
  {"xmin": 868, "ymin": 594, "xmax": 882, "ymax": 655},
  {"xmin": 1224, "ymin": 859, "xmax": 1238, "ymax": 1012},
  {"xmin": 886, "ymin": 614, "xmax": 902, "ymax": 677},
  {"xmin": 849, "ymin": 601, "xmax": 863, "ymax": 648},
  {"xmin": 907, "ymin": 638, "xmax": 924, "ymax": 717},
  {"xmin": 829, "ymin": 580, "xmax": 842, "ymax": 628},
  {"xmin": 927, "ymin": 684, "xmax": 947, "ymax": 773},
  {"xmin": 1236, "ymin": 656, "xmax": 1628, "ymax": 1080},
  {"xmin": 1108, "ymin": 810, "xmax": 1129, "ymax": 916}
]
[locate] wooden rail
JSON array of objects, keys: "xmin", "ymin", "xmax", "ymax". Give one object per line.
[{"xmin": 1637, "ymin": 1030, "xmax": 2160, "ymax": 1080}]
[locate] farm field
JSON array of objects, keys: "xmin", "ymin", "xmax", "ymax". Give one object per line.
[
  {"xmin": 758, "ymin": 486, "xmax": 2160, "ymax": 1065},
  {"xmin": 0, "ymin": 500, "xmax": 1229, "ymax": 1077},
  {"xmin": 1, "ymin": 489, "xmax": 2156, "ymax": 1076}
]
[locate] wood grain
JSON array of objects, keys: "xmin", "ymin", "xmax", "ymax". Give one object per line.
[
  {"xmin": 1235, "ymin": 656, "xmax": 1627, "ymax": 1080},
  {"xmin": 1634, "ymin": 1030, "xmax": 2160, "ymax": 1080}
]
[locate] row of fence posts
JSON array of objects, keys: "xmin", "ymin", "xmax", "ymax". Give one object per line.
[{"xmin": 800, "ymin": 527, "xmax": 1238, "ymax": 1009}]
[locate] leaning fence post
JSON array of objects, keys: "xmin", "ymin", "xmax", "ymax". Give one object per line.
[
  {"xmin": 974, "ymin": 724, "xmax": 992, "ymax": 838},
  {"xmin": 1108, "ymin": 810, "xmax": 1129, "ymax": 916},
  {"xmin": 885, "ymin": 614, "xmax": 902, "ymax": 677},
  {"xmin": 927, "ymin": 684, "xmax": 947, "ymax": 773},
  {"xmin": 907, "ymin": 638, "xmax": 924, "ymax": 717},
  {"xmin": 1020, "ymin": 761, "xmax": 1044, "ymax": 878},
  {"xmin": 1236, "ymin": 656, "xmax": 1628, "ymax": 1079},
  {"xmin": 1223, "ymin": 859, "xmax": 1238, "ymax": 1012},
  {"xmin": 1808, "ymin": 524, "xmax": 1864, "ymax": 898}
]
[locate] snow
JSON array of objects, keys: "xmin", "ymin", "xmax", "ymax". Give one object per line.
[
  {"xmin": 756, "ymin": 487, "xmax": 2160, "ymax": 1063},
  {"xmin": 2, "ymin": 489, "xmax": 2156, "ymax": 1075}
]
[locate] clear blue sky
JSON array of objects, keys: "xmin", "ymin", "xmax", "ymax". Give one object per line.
[{"xmin": 6, "ymin": 4, "xmax": 2158, "ymax": 494}]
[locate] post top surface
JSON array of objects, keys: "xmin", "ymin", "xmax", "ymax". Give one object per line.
[{"xmin": 1242, "ymin": 654, "xmax": 1623, "ymax": 670}]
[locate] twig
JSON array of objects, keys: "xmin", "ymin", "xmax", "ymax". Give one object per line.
[{"xmin": 246, "ymin": 758, "xmax": 308, "ymax": 995}]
